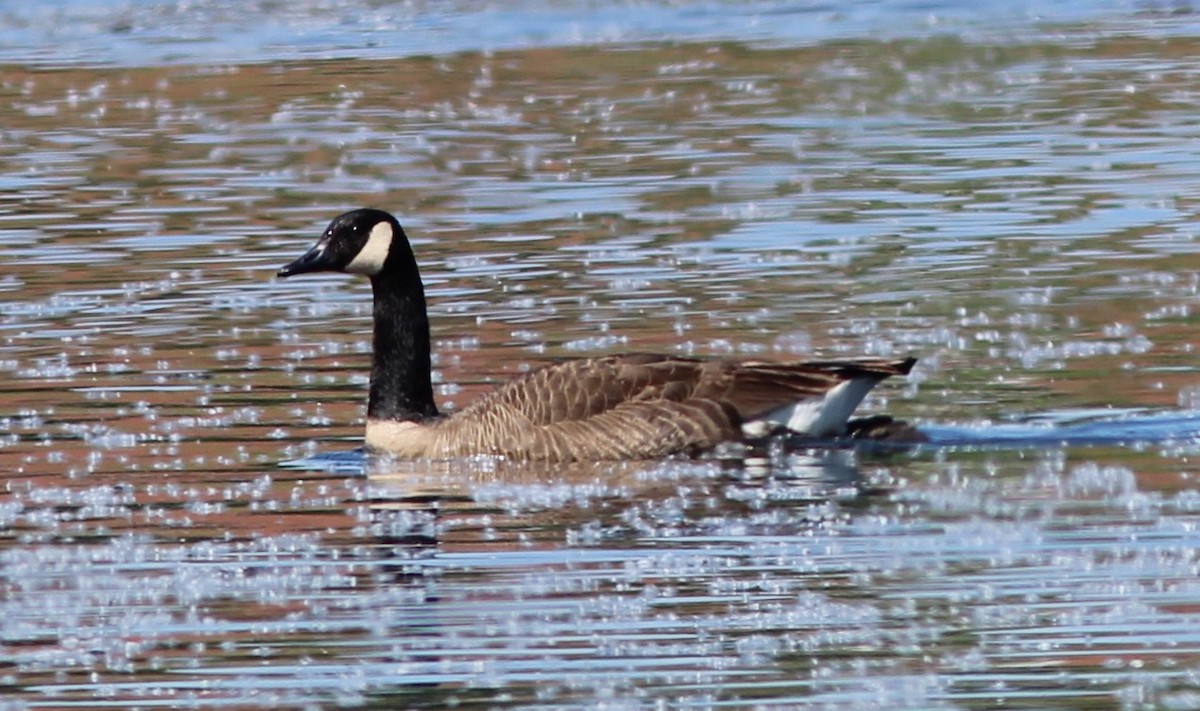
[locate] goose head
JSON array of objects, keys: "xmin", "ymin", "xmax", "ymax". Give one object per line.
[{"xmin": 277, "ymin": 208, "xmax": 407, "ymax": 278}]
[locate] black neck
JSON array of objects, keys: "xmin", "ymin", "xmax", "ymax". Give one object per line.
[{"xmin": 367, "ymin": 266, "xmax": 439, "ymax": 422}]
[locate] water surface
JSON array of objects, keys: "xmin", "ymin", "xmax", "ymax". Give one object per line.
[{"xmin": 4, "ymin": 1, "xmax": 1200, "ymax": 708}]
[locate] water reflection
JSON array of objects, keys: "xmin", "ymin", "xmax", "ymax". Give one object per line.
[
  {"xmin": 4, "ymin": 2, "xmax": 1200, "ymax": 708},
  {"xmin": 10, "ymin": 441, "xmax": 1200, "ymax": 707}
]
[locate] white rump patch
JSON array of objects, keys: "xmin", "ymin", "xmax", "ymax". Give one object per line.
[
  {"xmin": 742, "ymin": 377, "xmax": 880, "ymax": 438},
  {"xmin": 346, "ymin": 221, "xmax": 394, "ymax": 275}
]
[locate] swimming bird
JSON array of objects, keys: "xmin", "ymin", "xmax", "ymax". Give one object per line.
[{"xmin": 277, "ymin": 208, "xmax": 916, "ymax": 461}]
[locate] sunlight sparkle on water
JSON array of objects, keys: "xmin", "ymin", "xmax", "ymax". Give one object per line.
[{"xmin": 4, "ymin": 0, "xmax": 1200, "ymax": 708}]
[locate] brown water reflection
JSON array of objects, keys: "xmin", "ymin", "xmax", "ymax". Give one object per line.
[{"xmin": 5, "ymin": 13, "xmax": 1200, "ymax": 708}]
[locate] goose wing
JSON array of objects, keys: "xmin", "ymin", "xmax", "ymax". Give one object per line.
[
  {"xmin": 437, "ymin": 354, "xmax": 913, "ymax": 460},
  {"xmin": 443, "ymin": 354, "xmax": 735, "ymax": 459}
]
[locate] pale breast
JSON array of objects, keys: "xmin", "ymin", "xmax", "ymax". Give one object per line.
[{"xmin": 364, "ymin": 419, "xmax": 436, "ymax": 458}]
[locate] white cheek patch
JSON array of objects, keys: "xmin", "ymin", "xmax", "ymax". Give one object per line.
[{"xmin": 345, "ymin": 221, "xmax": 394, "ymax": 275}]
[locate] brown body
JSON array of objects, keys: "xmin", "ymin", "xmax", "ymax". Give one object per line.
[{"xmin": 366, "ymin": 353, "xmax": 916, "ymax": 461}]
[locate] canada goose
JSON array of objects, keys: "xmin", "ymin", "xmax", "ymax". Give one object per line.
[{"xmin": 277, "ymin": 208, "xmax": 916, "ymax": 461}]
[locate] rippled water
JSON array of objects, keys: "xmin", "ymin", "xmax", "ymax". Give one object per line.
[{"xmin": 5, "ymin": 0, "xmax": 1200, "ymax": 708}]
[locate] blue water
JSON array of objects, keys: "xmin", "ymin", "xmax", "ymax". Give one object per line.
[
  {"xmin": 2, "ymin": 0, "xmax": 1187, "ymax": 67},
  {"xmin": 4, "ymin": 1, "xmax": 1200, "ymax": 709},
  {"xmin": 924, "ymin": 408, "xmax": 1200, "ymax": 446}
]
